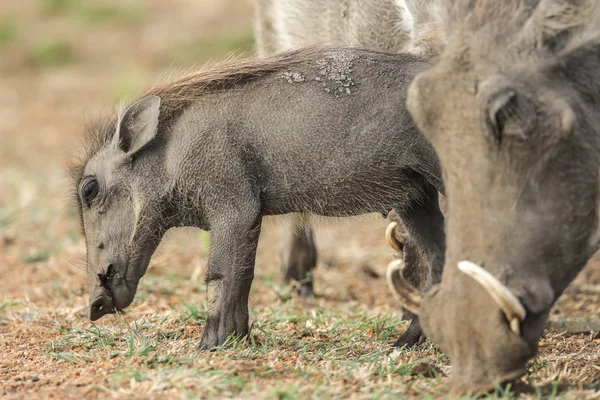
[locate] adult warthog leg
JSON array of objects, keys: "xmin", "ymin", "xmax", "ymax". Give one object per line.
[
  {"xmin": 281, "ymin": 213, "xmax": 317, "ymax": 298},
  {"xmin": 253, "ymin": 0, "xmax": 276, "ymax": 56}
]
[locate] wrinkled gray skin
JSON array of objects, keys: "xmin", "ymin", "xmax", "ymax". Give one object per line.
[
  {"xmin": 254, "ymin": 0, "xmax": 439, "ymax": 346},
  {"xmin": 405, "ymin": 0, "xmax": 600, "ymax": 391},
  {"xmin": 76, "ymin": 47, "xmax": 445, "ymax": 349},
  {"xmin": 254, "ymin": 0, "xmax": 412, "ymax": 299}
]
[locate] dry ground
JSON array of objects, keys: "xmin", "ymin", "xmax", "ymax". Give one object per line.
[{"xmin": 1, "ymin": 1, "xmax": 599, "ymax": 398}]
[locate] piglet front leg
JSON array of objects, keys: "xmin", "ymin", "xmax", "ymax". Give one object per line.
[{"xmin": 200, "ymin": 212, "xmax": 262, "ymax": 350}]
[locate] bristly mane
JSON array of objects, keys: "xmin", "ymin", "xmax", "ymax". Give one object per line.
[
  {"xmin": 69, "ymin": 46, "xmax": 324, "ymax": 194},
  {"xmin": 144, "ymin": 45, "xmax": 322, "ymax": 128},
  {"xmin": 435, "ymin": 0, "xmax": 600, "ymax": 67}
]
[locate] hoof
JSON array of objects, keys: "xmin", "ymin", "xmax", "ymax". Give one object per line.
[
  {"xmin": 393, "ymin": 316, "xmax": 426, "ymax": 348},
  {"xmin": 299, "ymin": 284, "xmax": 314, "ymax": 298}
]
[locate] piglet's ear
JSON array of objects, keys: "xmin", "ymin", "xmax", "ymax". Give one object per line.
[{"xmin": 114, "ymin": 95, "xmax": 161, "ymax": 155}]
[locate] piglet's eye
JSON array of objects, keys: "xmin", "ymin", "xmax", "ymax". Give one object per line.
[{"xmin": 81, "ymin": 179, "xmax": 99, "ymax": 206}]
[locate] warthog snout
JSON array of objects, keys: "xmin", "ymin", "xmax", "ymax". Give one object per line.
[
  {"xmin": 89, "ymin": 279, "xmax": 138, "ymax": 321},
  {"xmin": 387, "ymin": 258, "xmax": 536, "ymax": 391},
  {"xmin": 89, "ymin": 277, "xmax": 116, "ymax": 321},
  {"xmin": 88, "ymin": 262, "xmax": 139, "ymax": 321},
  {"xmin": 90, "ymin": 295, "xmax": 116, "ymax": 321}
]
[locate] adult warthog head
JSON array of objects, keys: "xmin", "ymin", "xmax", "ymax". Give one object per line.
[{"xmin": 391, "ymin": 0, "xmax": 600, "ymax": 391}]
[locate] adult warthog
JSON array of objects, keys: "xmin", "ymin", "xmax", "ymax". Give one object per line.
[
  {"xmin": 71, "ymin": 47, "xmax": 445, "ymax": 349},
  {"xmin": 389, "ymin": 0, "xmax": 600, "ymax": 391}
]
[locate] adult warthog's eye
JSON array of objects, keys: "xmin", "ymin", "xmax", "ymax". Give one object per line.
[{"xmin": 81, "ymin": 179, "xmax": 99, "ymax": 207}]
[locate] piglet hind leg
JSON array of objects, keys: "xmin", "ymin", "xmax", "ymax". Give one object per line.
[
  {"xmin": 199, "ymin": 214, "xmax": 262, "ymax": 350},
  {"xmin": 280, "ymin": 213, "xmax": 317, "ymax": 298},
  {"xmin": 390, "ymin": 187, "xmax": 445, "ymax": 348}
]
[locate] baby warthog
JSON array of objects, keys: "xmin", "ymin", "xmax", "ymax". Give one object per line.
[
  {"xmin": 254, "ymin": 0, "xmax": 413, "ymax": 301},
  {"xmin": 253, "ymin": 0, "xmax": 441, "ymax": 346},
  {"xmin": 390, "ymin": 0, "xmax": 600, "ymax": 392},
  {"xmin": 71, "ymin": 47, "xmax": 445, "ymax": 349}
]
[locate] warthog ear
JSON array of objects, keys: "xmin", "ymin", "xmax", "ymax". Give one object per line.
[
  {"xmin": 114, "ymin": 95, "xmax": 161, "ymax": 156},
  {"xmin": 480, "ymin": 76, "xmax": 536, "ymax": 145}
]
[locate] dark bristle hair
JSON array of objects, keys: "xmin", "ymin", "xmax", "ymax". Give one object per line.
[{"xmin": 68, "ymin": 46, "xmax": 325, "ymax": 211}]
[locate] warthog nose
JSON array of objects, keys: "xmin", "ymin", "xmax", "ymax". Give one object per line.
[{"xmin": 90, "ymin": 296, "xmax": 116, "ymax": 321}]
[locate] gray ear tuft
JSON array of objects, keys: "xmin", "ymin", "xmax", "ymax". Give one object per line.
[
  {"xmin": 480, "ymin": 75, "xmax": 535, "ymax": 144},
  {"xmin": 486, "ymin": 88, "xmax": 518, "ymax": 143},
  {"xmin": 522, "ymin": 0, "xmax": 593, "ymax": 51},
  {"xmin": 114, "ymin": 95, "xmax": 161, "ymax": 155}
]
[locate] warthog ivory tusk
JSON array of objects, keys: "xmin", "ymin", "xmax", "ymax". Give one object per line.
[
  {"xmin": 458, "ymin": 260, "xmax": 526, "ymax": 335},
  {"xmin": 386, "ymin": 259, "xmax": 422, "ymax": 315},
  {"xmin": 385, "ymin": 221, "xmax": 403, "ymax": 254}
]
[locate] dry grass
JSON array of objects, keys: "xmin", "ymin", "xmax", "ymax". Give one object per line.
[{"xmin": 1, "ymin": 0, "xmax": 600, "ymax": 398}]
